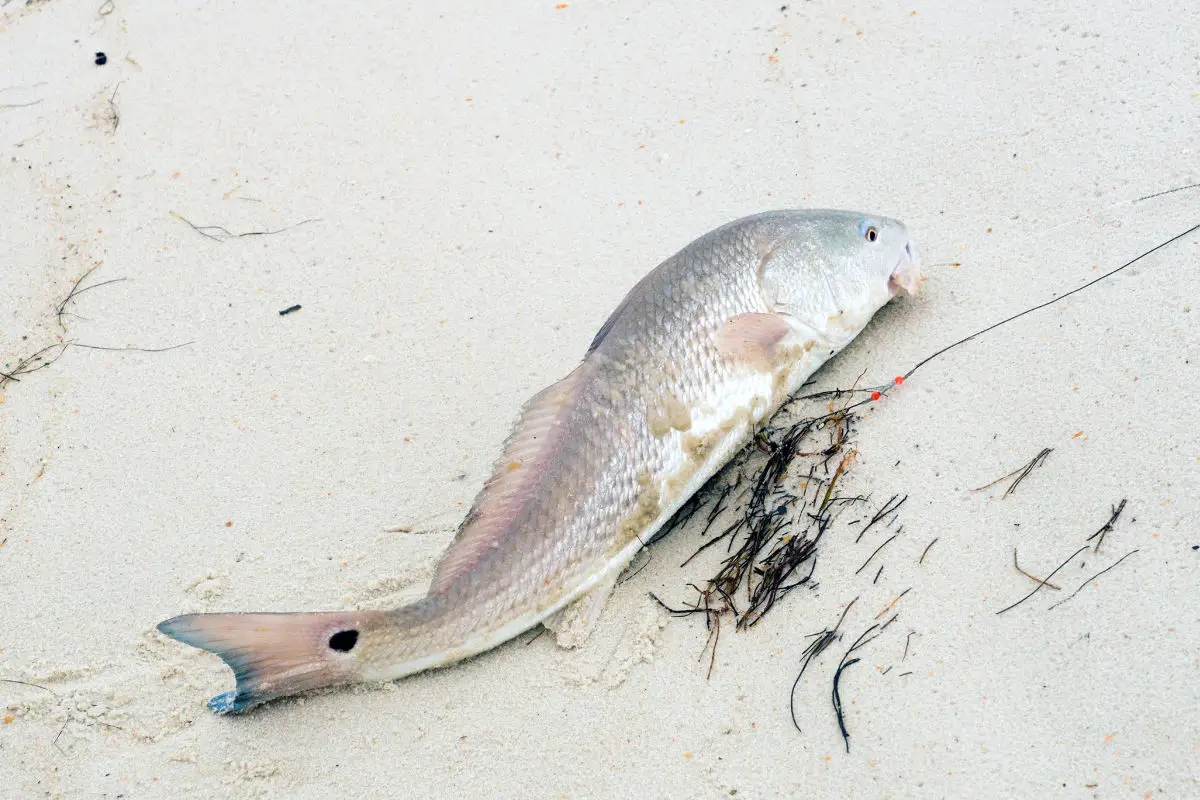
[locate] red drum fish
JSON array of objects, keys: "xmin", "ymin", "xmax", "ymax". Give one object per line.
[{"xmin": 158, "ymin": 209, "xmax": 923, "ymax": 714}]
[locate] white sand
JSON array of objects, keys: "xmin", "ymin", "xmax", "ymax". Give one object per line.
[{"xmin": 2, "ymin": 1, "xmax": 1197, "ymax": 796}]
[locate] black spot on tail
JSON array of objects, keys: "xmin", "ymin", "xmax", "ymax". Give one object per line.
[{"xmin": 328, "ymin": 629, "xmax": 358, "ymax": 652}]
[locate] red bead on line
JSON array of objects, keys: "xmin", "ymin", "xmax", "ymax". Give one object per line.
[
  {"xmin": 871, "ymin": 391, "xmax": 882, "ymax": 401},
  {"xmin": 893, "ymin": 376, "xmax": 904, "ymax": 385}
]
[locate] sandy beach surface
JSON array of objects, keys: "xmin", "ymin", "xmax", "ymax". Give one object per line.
[{"xmin": 2, "ymin": 1, "xmax": 1197, "ymax": 797}]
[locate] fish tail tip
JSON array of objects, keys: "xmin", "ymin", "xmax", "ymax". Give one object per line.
[
  {"xmin": 156, "ymin": 614, "xmax": 195, "ymax": 641},
  {"xmin": 207, "ymin": 690, "xmax": 260, "ymax": 715},
  {"xmin": 155, "ymin": 610, "xmax": 371, "ymax": 714}
]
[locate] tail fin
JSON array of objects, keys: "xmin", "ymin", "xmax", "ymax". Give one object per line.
[{"xmin": 157, "ymin": 610, "xmax": 386, "ymax": 714}]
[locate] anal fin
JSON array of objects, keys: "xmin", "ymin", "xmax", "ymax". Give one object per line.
[{"xmin": 543, "ymin": 574, "xmax": 618, "ymax": 650}]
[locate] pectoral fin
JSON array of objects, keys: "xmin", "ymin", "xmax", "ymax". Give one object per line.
[{"xmin": 715, "ymin": 312, "xmax": 798, "ymax": 371}]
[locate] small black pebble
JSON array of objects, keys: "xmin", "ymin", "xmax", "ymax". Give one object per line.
[
  {"xmin": 94, "ymin": 52, "xmax": 107, "ymax": 65},
  {"xmin": 1193, "ymin": 545, "xmax": 1199, "ymax": 551}
]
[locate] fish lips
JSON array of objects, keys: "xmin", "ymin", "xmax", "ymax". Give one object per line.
[{"xmin": 888, "ymin": 241, "xmax": 925, "ymax": 296}]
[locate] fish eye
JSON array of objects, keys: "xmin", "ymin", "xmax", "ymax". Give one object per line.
[{"xmin": 858, "ymin": 219, "xmax": 880, "ymax": 243}]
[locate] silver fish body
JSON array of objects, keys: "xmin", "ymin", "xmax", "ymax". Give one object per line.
[{"xmin": 158, "ymin": 209, "xmax": 923, "ymax": 713}]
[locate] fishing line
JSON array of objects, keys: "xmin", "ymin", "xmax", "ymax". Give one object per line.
[
  {"xmin": 898, "ymin": 220, "xmax": 1199, "ymax": 384},
  {"xmin": 1023, "ymin": 180, "xmax": 1199, "ymax": 238}
]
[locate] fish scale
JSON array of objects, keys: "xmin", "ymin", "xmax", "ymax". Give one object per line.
[{"xmin": 157, "ymin": 208, "xmax": 923, "ymax": 714}]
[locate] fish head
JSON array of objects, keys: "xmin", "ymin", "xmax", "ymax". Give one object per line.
[{"xmin": 760, "ymin": 210, "xmax": 923, "ymax": 332}]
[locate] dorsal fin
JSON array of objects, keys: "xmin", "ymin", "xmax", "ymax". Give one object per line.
[
  {"xmin": 429, "ymin": 364, "xmax": 590, "ymax": 593},
  {"xmin": 588, "ymin": 267, "xmax": 662, "ymax": 352}
]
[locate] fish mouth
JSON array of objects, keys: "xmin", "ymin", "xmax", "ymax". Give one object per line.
[{"xmin": 889, "ymin": 240, "xmax": 925, "ymax": 296}]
